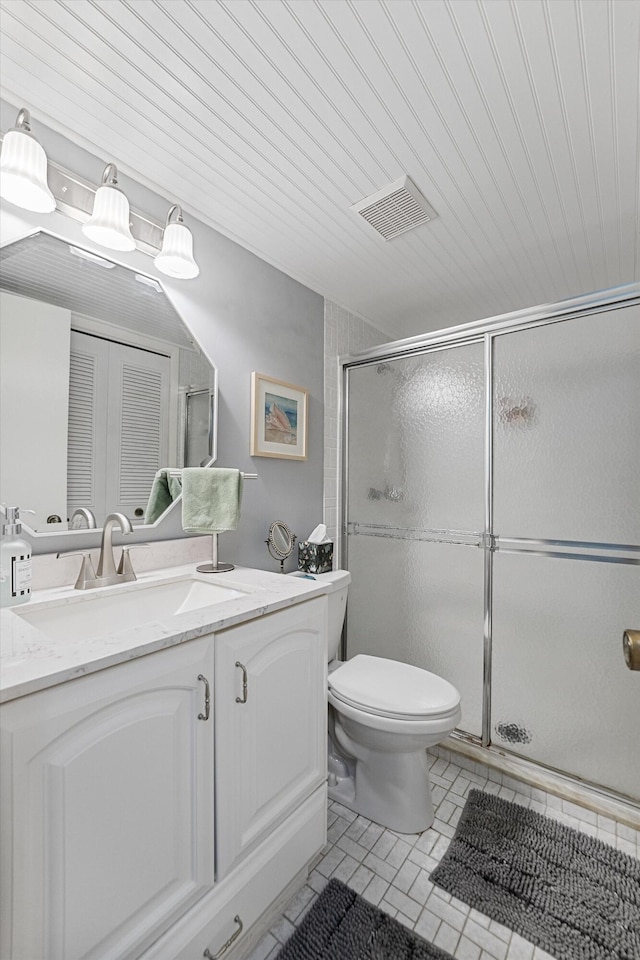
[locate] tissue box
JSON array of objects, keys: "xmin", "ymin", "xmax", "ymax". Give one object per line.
[{"xmin": 298, "ymin": 540, "xmax": 333, "ymax": 574}]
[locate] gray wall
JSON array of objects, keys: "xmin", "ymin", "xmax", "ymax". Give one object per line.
[{"xmin": 0, "ymin": 100, "xmax": 325, "ymax": 569}]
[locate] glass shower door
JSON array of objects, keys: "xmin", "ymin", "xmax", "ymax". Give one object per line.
[
  {"xmin": 491, "ymin": 307, "xmax": 640, "ymax": 799},
  {"xmin": 345, "ymin": 343, "xmax": 486, "ymax": 737}
]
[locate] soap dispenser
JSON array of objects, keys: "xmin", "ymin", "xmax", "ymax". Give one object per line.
[{"xmin": 1, "ymin": 507, "xmax": 32, "ymax": 607}]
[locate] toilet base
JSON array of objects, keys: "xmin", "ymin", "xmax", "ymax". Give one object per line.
[
  {"xmin": 335, "ymin": 753, "xmax": 435, "ymax": 834},
  {"xmin": 328, "ymin": 731, "xmax": 436, "ymax": 833},
  {"xmin": 327, "ymin": 749, "xmax": 355, "ymax": 803},
  {"xmin": 328, "ymin": 774, "xmax": 356, "ymax": 808},
  {"xmin": 327, "ymin": 680, "xmax": 461, "ymax": 834}
]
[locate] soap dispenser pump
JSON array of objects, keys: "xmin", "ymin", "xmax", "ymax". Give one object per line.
[{"xmin": 1, "ymin": 507, "xmax": 32, "ymax": 607}]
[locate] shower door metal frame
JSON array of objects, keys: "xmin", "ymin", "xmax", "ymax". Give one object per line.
[{"xmin": 339, "ymin": 283, "xmax": 640, "ymax": 750}]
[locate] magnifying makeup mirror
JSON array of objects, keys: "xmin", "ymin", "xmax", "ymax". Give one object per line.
[{"xmin": 265, "ymin": 521, "xmax": 296, "ymax": 573}]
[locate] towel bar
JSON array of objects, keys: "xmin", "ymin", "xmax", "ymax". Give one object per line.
[
  {"xmin": 167, "ymin": 470, "xmax": 258, "ymax": 479},
  {"xmin": 164, "ymin": 468, "xmax": 253, "ymax": 573}
]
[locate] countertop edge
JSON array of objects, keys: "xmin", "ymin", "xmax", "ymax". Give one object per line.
[{"xmin": 0, "ymin": 565, "xmax": 330, "ymax": 703}]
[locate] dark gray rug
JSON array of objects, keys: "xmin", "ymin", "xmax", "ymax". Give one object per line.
[
  {"xmin": 431, "ymin": 788, "xmax": 640, "ymax": 960},
  {"xmin": 274, "ymin": 878, "xmax": 454, "ymax": 960}
]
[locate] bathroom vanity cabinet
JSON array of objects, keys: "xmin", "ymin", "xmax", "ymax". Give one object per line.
[
  {"xmin": 0, "ymin": 594, "xmax": 328, "ymax": 960},
  {"xmin": 215, "ymin": 601, "xmax": 328, "ymax": 878}
]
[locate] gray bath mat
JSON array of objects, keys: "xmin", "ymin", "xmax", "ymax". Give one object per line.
[
  {"xmin": 274, "ymin": 878, "xmax": 454, "ymax": 960},
  {"xmin": 431, "ymin": 789, "xmax": 640, "ymax": 960}
]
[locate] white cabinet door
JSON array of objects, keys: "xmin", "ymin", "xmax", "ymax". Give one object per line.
[
  {"xmin": 214, "ymin": 598, "xmax": 327, "ymax": 878},
  {"xmin": 0, "ymin": 638, "xmax": 215, "ymax": 960}
]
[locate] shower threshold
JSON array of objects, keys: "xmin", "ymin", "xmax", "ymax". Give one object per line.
[{"xmin": 438, "ymin": 731, "xmax": 640, "ymax": 831}]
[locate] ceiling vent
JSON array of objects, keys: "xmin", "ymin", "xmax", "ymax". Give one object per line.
[{"xmin": 351, "ymin": 175, "xmax": 438, "ymax": 240}]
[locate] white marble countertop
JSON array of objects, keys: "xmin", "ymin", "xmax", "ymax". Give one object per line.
[{"xmin": 0, "ymin": 564, "xmax": 328, "ymax": 703}]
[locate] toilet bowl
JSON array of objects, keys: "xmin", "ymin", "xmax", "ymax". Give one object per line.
[
  {"xmin": 307, "ymin": 570, "xmax": 462, "ymax": 834},
  {"xmin": 328, "ymin": 654, "xmax": 461, "ymax": 832}
]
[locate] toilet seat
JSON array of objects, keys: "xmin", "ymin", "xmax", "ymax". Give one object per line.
[{"xmin": 328, "ymin": 654, "xmax": 460, "ymax": 721}]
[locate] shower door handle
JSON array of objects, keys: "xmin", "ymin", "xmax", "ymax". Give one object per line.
[{"xmin": 623, "ymin": 630, "xmax": 640, "ymax": 670}]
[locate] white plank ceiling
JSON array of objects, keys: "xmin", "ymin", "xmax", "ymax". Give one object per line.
[{"xmin": 1, "ymin": 0, "xmax": 638, "ymax": 340}]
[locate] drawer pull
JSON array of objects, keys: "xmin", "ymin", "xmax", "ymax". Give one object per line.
[
  {"xmin": 197, "ymin": 674, "xmax": 211, "ymax": 721},
  {"xmin": 203, "ymin": 915, "xmax": 243, "ymax": 958},
  {"xmin": 235, "ymin": 662, "xmax": 248, "ymax": 703}
]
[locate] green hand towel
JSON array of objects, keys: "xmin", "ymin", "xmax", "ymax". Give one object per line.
[
  {"xmin": 181, "ymin": 468, "xmax": 243, "ymax": 534},
  {"xmin": 145, "ymin": 469, "xmax": 183, "ymax": 524}
]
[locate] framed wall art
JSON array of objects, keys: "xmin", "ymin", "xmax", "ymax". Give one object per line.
[{"xmin": 250, "ymin": 372, "xmax": 308, "ymax": 461}]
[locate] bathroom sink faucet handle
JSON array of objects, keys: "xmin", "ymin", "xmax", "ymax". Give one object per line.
[
  {"xmin": 117, "ymin": 543, "xmax": 149, "ymax": 580},
  {"xmin": 58, "ymin": 551, "xmax": 97, "ymax": 590}
]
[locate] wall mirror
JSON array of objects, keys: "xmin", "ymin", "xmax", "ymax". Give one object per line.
[{"xmin": 0, "ymin": 230, "xmax": 217, "ymax": 537}]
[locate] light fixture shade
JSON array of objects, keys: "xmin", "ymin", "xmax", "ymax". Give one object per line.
[
  {"xmin": 0, "ymin": 125, "xmax": 56, "ymax": 213},
  {"xmin": 82, "ymin": 181, "xmax": 135, "ymax": 251},
  {"xmin": 155, "ymin": 216, "xmax": 199, "ymax": 279}
]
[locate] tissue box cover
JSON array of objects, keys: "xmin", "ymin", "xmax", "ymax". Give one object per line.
[{"xmin": 298, "ymin": 541, "xmax": 333, "ymax": 574}]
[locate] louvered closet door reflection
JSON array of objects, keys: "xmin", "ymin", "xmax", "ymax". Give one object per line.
[
  {"xmin": 68, "ymin": 333, "xmax": 171, "ymax": 524},
  {"xmin": 107, "ymin": 342, "xmax": 170, "ymax": 521},
  {"xmin": 68, "ymin": 333, "xmax": 108, "ymax": 523}
]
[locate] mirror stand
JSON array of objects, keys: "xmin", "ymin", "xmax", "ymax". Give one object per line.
[
  {"xmin": 265, "ymin": 521, "xmax": 296, "ymax": 574},
  {"xmin": 196, "ymin": 534, "xmax": 234, "ymax": 574}
]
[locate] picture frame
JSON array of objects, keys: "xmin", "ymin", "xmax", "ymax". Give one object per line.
[{"xmin": 250, "ymin": 372, "xmax": 308, "ymax": 461}]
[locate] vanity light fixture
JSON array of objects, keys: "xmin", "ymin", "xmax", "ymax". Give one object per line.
[
  {"xmin": 0, "ymin": 114, "xmax": 198, "ymax": 278},
  {"xmin": 154, "ymin": 204, "xmax": 200, "ymax": 279},
  {"xmin": 82, "ymin": 163, "xmax": 136, "ymax": 252},
  {"xmin": 0, "ymin": 107, "xmax": 56, "ymax": 213}
]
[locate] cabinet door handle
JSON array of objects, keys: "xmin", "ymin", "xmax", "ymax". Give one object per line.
[
  {"xmin": 197, "ymin": 674, "xmax": 211, "ymax": 721},
  {"xmin": 235, "ymin": 661, "xmax": 248, "ymax": 703},
  {"xmin": 203, "ymin": 915, "xmax": 243, "ymax": 958}
]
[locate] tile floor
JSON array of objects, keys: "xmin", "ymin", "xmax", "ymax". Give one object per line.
[{"xmin": 246, "ymin": 749, "xmax": 639, "ymax": 960}]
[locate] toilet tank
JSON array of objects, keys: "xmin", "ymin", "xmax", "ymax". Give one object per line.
[
  {"xmin": 289, "ymin": 569, "xmax": 351, "ymax": 660},
  {"xmin": 311, "ymin": 570, "xmax": 351, "ymax": 661}
]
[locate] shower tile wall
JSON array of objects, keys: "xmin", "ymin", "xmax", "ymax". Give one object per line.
[{"xmin": 323, "ymin": 300, "xmax": 388, "ymax": 542}]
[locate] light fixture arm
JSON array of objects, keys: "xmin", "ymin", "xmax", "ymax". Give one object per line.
[
  {"xmin": 101, "ymin": 162, "xmax": 119, "ymax": 186},
  {"xmin": 15, "ymin": 108, "xmax": 32, "ymax": 132},
  {"xmin": 165, "ymin": 203, "xmax": 184, "ymax": 226}
]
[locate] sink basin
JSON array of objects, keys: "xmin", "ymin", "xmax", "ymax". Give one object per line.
[{"xmin": 14, "ymin": 576, "xmax": 248, "ymax": 643}]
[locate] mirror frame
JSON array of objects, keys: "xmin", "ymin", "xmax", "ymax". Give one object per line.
[
  {"xmin": 0, "ymin": 227, "xmax": 218, "ymax": 542},
  {"xmin": 266, "ymin": 521, "xmax": 296, "ymax": 573}
]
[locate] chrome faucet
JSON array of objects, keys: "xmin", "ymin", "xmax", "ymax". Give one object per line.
[
  {"xmin": 96, "ymin": 512, "xmax": 133, "ymax": 580},
  {"xmin": 69, "ymin": 507, "xmax": 97, "ymax": 530},
  {"xmin": 59, "ymin": 513, "xmax": 150, "ymax": 590}
]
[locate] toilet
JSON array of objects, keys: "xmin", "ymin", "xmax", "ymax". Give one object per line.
[{"xmin": 312, "ymin": 569, "xmax": 461, "ymax": 834}]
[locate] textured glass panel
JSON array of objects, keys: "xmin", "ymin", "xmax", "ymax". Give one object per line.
[
  {"xmin": 346, "ymin": 534, "xmax": 484, "ymax": 736},
  {"xmin": 492, "ymin": 552, "xmax": 640, "ymax": 800},
  {"xmin": 185, "ymin": 390, "xmax": 211, "ymax": 467},
  {"xmin": 347, "ymin": 344, "xmax": 484, "ymax": 532},
  {"xmin": 493, "ymin": 306, "xmax": 640, "ymax": 543}
]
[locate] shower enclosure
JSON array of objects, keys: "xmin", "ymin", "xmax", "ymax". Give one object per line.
[{"xmin": 341, "ymin": 286, "xmax": 640, "ymax": 804}]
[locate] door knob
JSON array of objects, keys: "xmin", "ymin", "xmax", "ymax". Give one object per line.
[{"xmin": 622, "ymin": 630, "xmax": 640, "ymax": 670}]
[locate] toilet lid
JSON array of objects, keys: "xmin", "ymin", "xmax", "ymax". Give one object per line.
[{"xmin": 328, "ymin": 654, "xmax": 460, "ymax": 720}]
